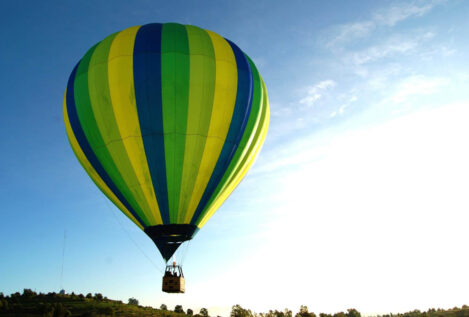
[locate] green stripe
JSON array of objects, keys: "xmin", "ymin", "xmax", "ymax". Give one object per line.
[
  {"xmin": 195, "ymin": 56, "xmax": 264, "ymax": 224},
  {"xmin": 161, "ymin": 23, "xmax": 190, "ymax": 223},
  {"xmin": 177, "ymin": 25, "xmax": 216, "ymax": 223},
  {"xmin": 75, "ymin": 33, "xmax": 150, "ymax": 226}
]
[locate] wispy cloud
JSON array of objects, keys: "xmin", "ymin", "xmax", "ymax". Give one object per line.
[
  {"xmin": 327, "ymin": 21, "xmax": 375, "ymax": 48},
  {"xmin": 299, "ymin": 80, "xmax": 336, "ymax": 107},
  {"xmin": 330, "ymin": 95, "xmax": 357, "ymax": 118},
  {"xmin": 326, "ymin": 0, "xmax": 443, "ymax": 48},
  {"xmin": 372, "ymin": 2, "xmax": 439, "ymax": 26},
  {"xmin": 347, "ymin": 31, "xmax": 435, "ymax": 65},
  {"xmin": 390, "ymin": 75, "xmax": 449, "ymax": 103}
]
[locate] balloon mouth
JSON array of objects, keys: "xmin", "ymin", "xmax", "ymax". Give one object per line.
[{"xmin": 144, "ymin": 224, "xmax": 199, "ymax": 262}]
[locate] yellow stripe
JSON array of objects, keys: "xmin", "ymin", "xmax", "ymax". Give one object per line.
[
  {"xmin": 107, "ymin": 26, "xmax": 163, "ymax": 225},
  {"xmin": 196, "ymin": 76, "xmax": 265, "ymax": 224},
  {"xmin": 63, "ymin": 91, "xmax": 144, "ymax": 230},
  {"xmin": 183, "ymin": 30, "xmax": 238, "ymax": 223},
  {"xmin": 198, "ymin": 78, "xmax": 270, "ymax": 227},
  {"xmin": 177, "ymin": 25, "xmax": 216, "ymax": 223},
  {"xmin": 87, "ymin": 34, "xmax": 150, "ymax": 225}
]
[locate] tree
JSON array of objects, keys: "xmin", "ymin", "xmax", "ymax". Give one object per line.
[
  {"xmin": 231, "ymin": 305, "xmax": 254, "ymax": 317},
  {"xmin": 187, "ymin": 309, "xmax": 194, "ymax": 316},
  {"xmin": 94, "ymin": 293, "xmax": 103, "ymax": 301},
  {"xmin": 128, "ymin": 298, "xmax": 139, "ymax": 305},
  {"xmin": 22, "ymin": 289, "xmax": 37, "ymax": 298},
  {"xmin": 175, "ymin": 305, "xmax": 185, "ymax": 313},
  {"xmin": 296, "ymin": 306, "xmax": 317, "ymax": 317},
  {"xmin": 333, "ymin": 312, "xmax": 346, "ymax": 317},
  {"xmin": 160, "ymin": 304, "xmax": 168, "ymax": 311},
  {"xmin": 86, "ymin": 293, "xmax": 92, "ymax": 299},
  {"xmin": 347, "ymin": 309, "xmax": 360, "ymax": 317},
  {"xmin": 200, "ymin": 308, "xmax": 209, "ymax": 317}
]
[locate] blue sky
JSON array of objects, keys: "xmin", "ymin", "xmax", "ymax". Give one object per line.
[{"xmin": 1, "ymin": 0, "xmax": 469, "ymax": 316}]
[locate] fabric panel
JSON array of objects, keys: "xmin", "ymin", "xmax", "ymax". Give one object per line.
[
  {"xmin": 66, "ymin": 63, "xmax": 147, "ymax": 226},
  {"xmin": 133, "ymin": 23, "xmax": 171, "ymax": 224},
  {"xmin": 198, "ymin": 76, "xmax": 269, "ymax": 227},
  {"xmin": 190, "ymin": 39, "xmax": 253, "ymax": 225},
  {"xmin": 86, "ymin": 33, "xmax": 151, "ymax": 225},
  {"xmin": 183, "ymin": 30, "xmax": 238, "ymax": 223},
  {"xmin": 195, "ymin": 55, "xmax": 263, "ymax": 225},
  {"xmin": 64, "ymin": 93, "xmax": 143, "ymax": 229},
  {"xmin": 177, "ymin": 25, "xmax": 216, "ymax": 223},
  {"xmin": 161, "ymin": 23, "xmax": 190, "ymax": 223},
  {"xmin": 107, "ymin": 26, "xmax": 162, "ymax": 225}
]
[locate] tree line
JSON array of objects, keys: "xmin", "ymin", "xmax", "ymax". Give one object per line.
[
  {"xmin": 229, "ymin": 304, "xmax": 469, "ymax": 317},
  {"xmin": 0, "ymin": 289, "xmax": 212, "ymax": 317},
  {"xmin": 1, "ymin": 289, "xmax": 469, "ymax": 317}
]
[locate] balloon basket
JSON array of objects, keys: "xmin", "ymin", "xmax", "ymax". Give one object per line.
[{"xmin": 162, "ymin": 265, "xmax": 185, "ymax": 293}]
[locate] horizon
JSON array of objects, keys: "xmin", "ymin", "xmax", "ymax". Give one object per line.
[{"xmin": 1, "ymin": 1, "xmax": 469, "ymax": 316}]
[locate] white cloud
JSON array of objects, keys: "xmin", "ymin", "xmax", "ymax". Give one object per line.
[
  {"xmin": 327, "ymin": 21, "xmax": 375, "ymax": 48},
  {"xmin": 330, "ymin": 95, "xmax": 357, "ymax": 118},
  {"xmin": 390, "ymin": 75, "xmax": 449, "ymax": 103},
  {"xmin": 327, "ymin": 1, "xmax": 443, "ymax": 48},
  {"xmin": 270, "ymin": 102, "xmax": 292, "ymax": 117},
  {"xmin": 348, "ymin": 32, "xmax": 434, "ymax": 65},
  {"xmin": 372, "ymin": 2, "xmax": 438, "ymax": 26},
  {"xmin": 355, "ymin": 40, "xmax": 416, "ymax": 64},
  {"xmin": 299, "ymin": 80, "xmax": 336, "ymax": 107},
  {"xmin": 364, "ymin": 63, "xmax": 403, "ymax": 89},
  {"xmin": 420, "ymin": 45, "xmax": 457, "ymax": 61}
]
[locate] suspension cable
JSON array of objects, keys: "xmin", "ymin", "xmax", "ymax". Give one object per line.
[
  {"xmin": 60, "ymin": 230, "xmax": 66, "ymax": 291},
  {"xmin": 102, "ymin": 197, "xmax": 164, "ymax": 274}
]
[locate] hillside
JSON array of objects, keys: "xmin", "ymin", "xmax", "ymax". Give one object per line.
[
  {"xmin": 0, "ymin": 289, "xmax": 191, "ymax": 317},
  {"xmin": 1, "ymin": 289, "xmax": 469, "ymax": 317}
]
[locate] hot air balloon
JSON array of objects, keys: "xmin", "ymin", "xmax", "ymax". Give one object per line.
[{"xmin": 63, "ymin": 23, "xmax": 269, "ymax": 293}]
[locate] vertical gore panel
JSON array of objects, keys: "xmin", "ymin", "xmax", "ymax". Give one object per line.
[
  {"xmin": 190, "ymin": 39, "xmax": 253, "ymax": 225},
  {"xmin": 183, "ymin": 30, "xmax": 238, "ymax": 223},
  {"xmin": 86, "ymin": 33, "xmax": 150, "ymax": 225},
  {"xmin": 133, "ymin": 23, "xmax": 171, "ymax": 225},
  {"xmin": 66, "ymin": 63, "xmax": 146, "ymax": 226},
  {"xmin": 198, "ymin": 76, "xmax": 269, "ymax": 227},
  {"xmin": 177, "ymin": 25, "xmax": 216, "ymax": 223},
  {"xmin": 63, "ymin": 94, "xmax": 143, "ymax": 229},
  {"xmin": 161, "ymin": 23, "xmax": 190, "ymax": 223},
  {"xmin": 197, "ymin": 56, "xmax": 263, "ymax": 225},
  {"xmin": 107, "ymin": 26, "xmax": 163, "ymax": 225}
]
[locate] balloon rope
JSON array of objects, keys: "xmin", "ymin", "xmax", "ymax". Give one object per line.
[
  {"xmin": 60, "ymin": 230, "xmax": 66, "ymax": 291},
  {"xmin": 180, "ymin": 239, "xmax": 192, "ymax": 266},
  {"xmin": 102, "ymin": 198, "xmax": 164, "ymax": 274}
]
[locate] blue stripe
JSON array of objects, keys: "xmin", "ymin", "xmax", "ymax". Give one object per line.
[
  {"xmin": 66, "ymin": 63, "xmax": 146, "ymax": 227},
  {"xmin": 190, "ymin": 40, "xmax": 254, "ymax": 225},
  {"xmin": 133, "ymin": 23, "xmax": 171, "ymax": 225}
]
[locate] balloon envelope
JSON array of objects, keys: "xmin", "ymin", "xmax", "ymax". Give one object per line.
[{"xmin": 64, "ymin": 23, "xmax": 269, "ymax": 261}]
